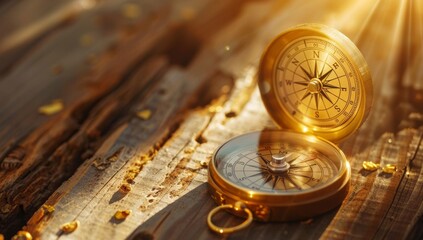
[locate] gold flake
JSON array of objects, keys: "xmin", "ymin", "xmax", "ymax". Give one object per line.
[
  {"xmin": 92, "ymin": 160, "xmax": 110, "ymax": 171},
  {"xmin": 119, "ymin": 183, "xmax": 132, "ymax": 194},
  {"xmin": 122, "ymin": 3, "xmax": 141, "ymax": 19},
  {"xmin": 382, "ymin": 164, "xmax": 396, "ymax": 174},
  {"xmin": 136, "ymin": 110, "xmax": 152, "ymax": 120},
  {"xmin": 362, "ymin": 161, "xmax": 379, "ymax": 171},
  {"xmin": 208, "ymin": 105, "xmax": 223, "ymax": 113},
  {"xmin": 31, "ymin": 208, "xmax": 45, "ymax": 223},
  {"xmin": 200, "ymin": 161, "xmax": 208, "ymax": 168},
  {"xmin": 184, "ymin": 147, "xmax": 195, "ymax": 154},
  {"xmin": 38, "ymin": 99, "xmax": 64, "ymax": 115},
  {"xmin": 43, "ymin": 204, "xmax": 55, "ymax": 213},
  {"xmin": 114, "ymin": 210, "xmax": 131, "ymax": 220},
  {"xmin": 12, "ymin": 231, "xmax": 32, "ymax": 240},
  {"xmin": 60, "ymin": 220, "xmax": 79, "ymax": 233}
]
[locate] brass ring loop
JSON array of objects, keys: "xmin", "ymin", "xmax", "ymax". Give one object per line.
[{"xmin": 207, "ymin": 202, "xmax": 253, "ymax": 235}]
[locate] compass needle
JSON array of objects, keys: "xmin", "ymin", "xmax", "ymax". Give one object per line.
[
  {"xmin": 320, "ymin": 90, "xmax": 333, "ymax": 104},
  {"xmin": 272, "ymin": 176, "xmax": 280, "ymax": 190},
  {"xmin": 293, "ymin": 81, "xmax": 309, "ymax": 86},
  {"xmin": 301, "ymin": 91, "xmax": 311, "ymax": 101},
  {"xmin": 320, "ymin": 69, "xmax": 333, "ymax": 82},
  {"xmin": 323, "ymin": 83, "xmax": 339, "ymax": 89},
  {"xmin": 314, "ymin": 60, "xmax": 318, "ymax": 78},
  {"xmin": 300, "ymin": 65, "xmax": 313, "ymax": 79},
  {"xmin": 285, "ymin": 174, "xmax": 302, "ymax": 190}
]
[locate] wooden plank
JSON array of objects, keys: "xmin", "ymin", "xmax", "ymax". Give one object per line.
[
  {"xmin": 23, "ymin": 0, "xmax": 371, "ymax": 238},
  {"xmin": 1, "ymin": 0, "xmax": 423, "ymax": 239}
]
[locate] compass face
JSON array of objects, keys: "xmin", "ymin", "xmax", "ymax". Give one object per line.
[
  {"xmin": 216, "ymin": 141, "xmax": 338, "ymax": 193},
  {"xmin": 275, "ymin": 37, "xmax": 360, "ymax": 128},
  {"xmin": 259, "ymin": 24, "xmax": 373, "ymax": 142},
  {"xmin": 212, "ymin": 131, "xmax": 345, "ymax": 195}
]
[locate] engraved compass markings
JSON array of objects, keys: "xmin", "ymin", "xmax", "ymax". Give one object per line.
[
  {"xmin": 285, "ymin": 174, "xmax": 302, "ymax": 190},
  {"xmin": 303, "ymin": 50, "xmax": 313, "ymax": 76},
  {"xmin": 325, "ymin": 75, "xmax": 346, "ymax": 83},
  {"xmin": 300, "ymin": 65, "xmax": 313, "ymax": 80},
  {"xmin": 289, "ymin": 174, "xmax": 314, "ymax": 188},
  {"xmin": 319, "ymin": 52, "xmax": 330, "ymax": 77},
  {"xmin": 297, "ymin": 59, "xmax": 339, "ymax": 112},
  {"xmin": 272, "ymin": 176, "xmax": 280, "ymax": 189},
  {"xmin": 220, "ymin": 144, "xmax": 339, "ymax": 193},
  {"xmin": 327, "ymin": 90, "xmax": 347, "ymax": 103},
  {"xmin": 260, "ymin": 174, "xmax": 273, "ymax": 188},
  {"xmin": 287, "ymin": 86, "xmax": 309, "ymax": 97},
  {"xmin": 320, "ymin": 92, "xmax": 332, "ymax": 118},
  {"xmin": 243, "ymin": 172, "xmax": 266, "ymax": 179},
  {"xmin": 289, "ymin": 165, "xmax": 309, "ymax": 169},
  {"xmin": 280, "ymin": 176, "xmax": 288, "ymax": 190},
  {"xmin": 293, "ymin": 82, "xmax": 309, "ymax": 87},
  {"xmin": 287, "ymin": 48, "xmax": 349, "ymax": 117},
  {"xmin": 246, "ymin": 164, "xmax": 267, "ymax": 171}
]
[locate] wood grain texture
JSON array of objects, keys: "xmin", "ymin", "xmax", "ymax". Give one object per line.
[{"xmin": 0, "ymin": 0, "xmax": 423, "ymax": 239}]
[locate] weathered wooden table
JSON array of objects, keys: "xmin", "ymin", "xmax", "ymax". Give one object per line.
[{"xmin": 1, "ymin": 0, "xmax": 422, "ymax": 239}]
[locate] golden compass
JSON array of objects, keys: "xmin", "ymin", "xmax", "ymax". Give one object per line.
[{"xmin": 207, "ymin": 24, "xmax": 373, "ymax": 235}]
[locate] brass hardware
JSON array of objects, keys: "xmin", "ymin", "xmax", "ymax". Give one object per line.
[{"xmin": 207, "ymin": 201, "xmax": 253, "ymax": 235}]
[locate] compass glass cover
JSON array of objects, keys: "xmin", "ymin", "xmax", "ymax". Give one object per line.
[{"xmin": 213, "ymin": 131, "xmax": 345, "ymax": 194}]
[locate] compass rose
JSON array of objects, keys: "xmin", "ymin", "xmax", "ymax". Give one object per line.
[{"xmin": 295, "ymin": 60, "xmax": 337, "ymax": 110}]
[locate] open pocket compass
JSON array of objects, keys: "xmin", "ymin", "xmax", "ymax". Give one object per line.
[{"xmin": 207, "ymin": 24, "xmax": 373, "ymax": 234}]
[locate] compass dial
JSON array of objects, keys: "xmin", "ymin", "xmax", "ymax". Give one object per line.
[
  {"xmin": 275, "ymin": 37, "xmax": 359, "ymax": 128},
  {"xmin": 208, "ymin": 130, "xmax": 350, "ymax": 222},
  {"xmin": 218, "ymin": 142, "xmax": 338, "ymax": 193},
  {"xmin": 259, "ymin": 24, "xmax": 373, "ymax": 142}
]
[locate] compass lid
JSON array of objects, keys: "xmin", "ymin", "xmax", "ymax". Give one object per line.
[{"xmin": 258, "ymin": 24, "xmax": 373, "ymax": 143}]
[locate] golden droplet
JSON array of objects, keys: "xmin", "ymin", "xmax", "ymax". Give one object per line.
[
  {"xmin": 122, "ymin": 3, "xmax": 141, "ymax": 19},
  {"xmin": 136, "ymin": 110, "xmax": 152, "ymax": 120},
  {"xmin": 12, "ymin": 231, "xmax": 33, "ymax": 240},
  {"xmin": 362, "ymin": 161, "xmax": 380, "ymax": 171},
  {"xmin": 43, "ymin": 204, "xmax": 55, "ymax": 213},
  {"xmin": 60, "ymin": 220, "xmax": 79, "ymax": 233},
  {"xmin": 114, "ymin": 210, "xmax": 131, "ymax": 220},
  {"xmin": 38, "ymin": 99, "xmax": 64, "ymax": 115},
  {"xmin": 119, "ymin": 183, "xmax": 132, "ymax": 194},
  {"xmin": 382, "ymin": 164, "xmax": 396, "ymax": 174}
]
